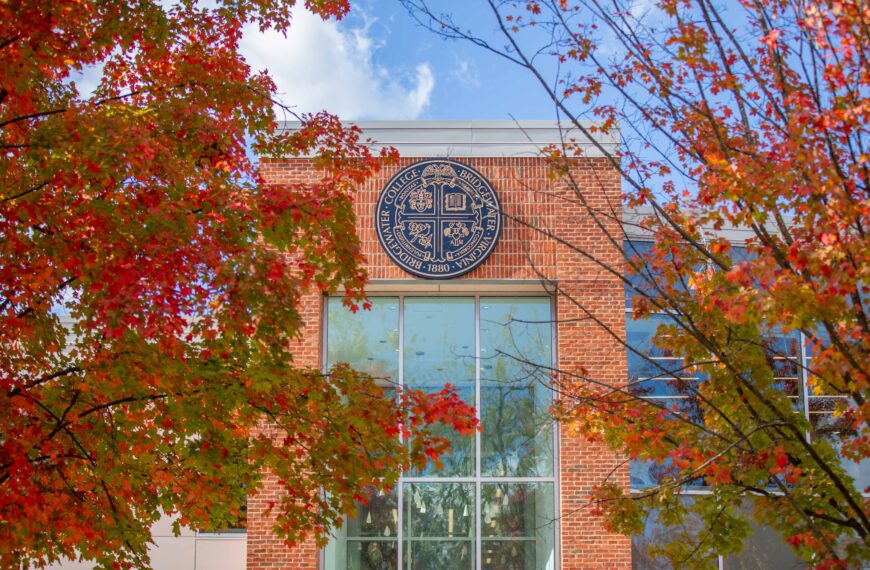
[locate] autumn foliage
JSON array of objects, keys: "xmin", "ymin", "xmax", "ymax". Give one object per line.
[
  {"xmin": 0, "ymin": 1, "xmax": 475, "ymax": 568},
  {"xmin": 404, "ymin": 0, "xmax": 869, "ymax": 567}
]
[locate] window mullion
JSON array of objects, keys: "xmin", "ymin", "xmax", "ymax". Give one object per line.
[
  {"xmin": 475, "ymin": 295, "xmax": 482, "ymax": 570},
  {"xmin": 398, "ymin": 294, "xmax": 405, "ymax": 570},
  {"xmin": 799, "ymin": 330, "xmax": 811, "ymax": 442}
]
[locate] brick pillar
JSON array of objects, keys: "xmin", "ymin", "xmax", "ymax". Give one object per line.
[
  {"xmin": 246, "ymin": 291, "xmax": 322, "ymax": 570},
  {"xmin": 553, "ymin": 161, "xmax": 631, "ymax": 569}
]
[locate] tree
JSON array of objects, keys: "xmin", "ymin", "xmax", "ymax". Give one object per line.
[
  {"xmin": 0, "ymin": 1, "xmax": 476, "ymax": 568},
  {"xmin": 402, "ymin": 0, "xmax": 869, "ymax": 567}
]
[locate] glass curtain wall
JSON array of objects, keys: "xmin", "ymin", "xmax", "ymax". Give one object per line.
[
  {"xmin": 322, "ymin": 296, "xmax": 557, "ymax": 570},
  {"xmin": 625, "ymin": 240, "xmax": 866, "ymax": 569}
]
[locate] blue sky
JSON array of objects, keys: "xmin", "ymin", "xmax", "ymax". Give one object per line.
[{"xmin": 240, "ymin": 1, "xmax": 560, "ymax": 121}]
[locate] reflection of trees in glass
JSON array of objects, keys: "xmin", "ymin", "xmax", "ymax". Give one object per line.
[
  {"xmin": 631, "ymin": 498, "xmax": 710, "ymax": 570},
  {"xmin": 403, "ymin": 298, "xmax": 475, "ymax": 388},
  {"xmin": 626, "ymin": 315, "xmax": 704, "ymax": 490},
  {"xmin": 404, "ymin": 541, "xmax": 472, "ymax": 570},
  {"xmin": 480, "ymin": 299, "xmax": 553, "ymax": 477},
  {"xmin": 631, "ymin": 458, "xmax": 682, "ymax": 490},
  {"xmin": 627, "ymin": 318, "xmax": 803, "ymax": 405},
  {"xmin": 811, "ymin": 401, "xmax": 855, "ymax": 440},
  {"xmin": 725, "ymin": 525, "xmax": 807, "ymax": 570},
  {"xmin": 327, "ymin": 297, "xmax": 399, "ymax": 384},
  {"xmin": 324, "ymin": 299, "xmax": 400, "ymax": 570},
  {"xmin": 804, "ymin": 329, "xmax": 870, "ymax": 491},
  {"xmin": 482, "ymin": 541, "xmax": 532, "ymax": 570},
  {"xmin": 632, "ymin": 498, "xmax": 808, "ymax": 569},
  {"xmin": 323, "ymin": 486, "xmax": 398, "ymax": 570},
  {"xmin": 405, "ymin": 483, "xmax": 474, "ymax": 537},
  {"xmin": 482, "ymin": 484, "xmax": 529, "ymax": 537},
  {"xmin": 809, "ymin": 403, "xmax": 870, "ymax": 486},
  {"xmin": 625, "ymin": 315, "xmax": 706, "ymax": 484},
  {"xmin": 404, "ymin": 298, "xmax": 475, "ymax": 476},
  {"xmin": 724, "ymin": 501, "xmax": 807, "ymax": 570},
  {"xmin": 627, "ymin": 317, "xmax": 808, "ymax": 491}
]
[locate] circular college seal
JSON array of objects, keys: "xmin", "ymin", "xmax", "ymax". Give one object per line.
[{"xmin": 375, "ymin": 159, "xmax": 502, "ymax": 279}]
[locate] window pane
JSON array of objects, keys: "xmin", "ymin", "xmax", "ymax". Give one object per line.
[
  {"xmin": 480, "ymin": 298, "xmax": 554, "ymax": 477},
  {"xmin": 633, "ymin": 497, "xmax": 808, "ymax": 569},
  {"xmin": 323, "ymin": 488, "xmax": 398, "ymax": 570},
  {"xmin": 730, "ymin": 245, "xmax": 756, "ymax": 265},
  {"xmin": 624, "ymin": 240, "xmax": 694, "ymax": 309},
  {"xmin": 404, "ymin": 298, "xmax": 476, "ymax": 476},
  {"xmin": 481, "ymin": 483, "xmax": 556, "ymax": 570},
  {"xmin": 809, "ymin": 400, "xmax": 870, "ymax": 491},
  {"xmin": 345, "ymin": 542, "xmax": 398, "ymax": 570},
  {"xmin": 404, "ymin": 541, "xmax": 472, "ymax": 570},
  {"xmin": 762, "ymin": 330, "xmax": 802, "ymax": 402},
  {"xmin": 632, "ymin": 497, "xmax": 707, "ymax": 570},
  {"xmin": 625, "ymin": 240, "xmax": 654, "ymax": 309},
  {"xmin": 327, "ymin": 297, "xmax": 399, "ymax": 384},
  {"xmin": 804, "ymin": 329, "xmax": 869, "ymax": 491},
  {"xmin": 804, "ymin": 326, "xmax": 830, "ymax": 360},
  {"xmin": 347, "ymin": 488, "xmax": 399, "ymax": 538},
  {"xmin": 724, "ymin": 526, "xmax": 806, "ymax": 569},
  {"xmin": 724, "ymin": 501, "xmax": 806, "ymax": 569},
  {"xmin": 325, "ymin": 296, "xmax": 558, "ymax": 570},
  {"xmin": 404, "ymin": 483, "xmax": 474, "ymax": 570},
  {"xmin": 631, "ymin": 458, "xmax": 681, "ymax": 490},
  {"xmin": 626, "ymin": 314, "xmax": 700, "ymax": 399},
  {"xmin": 631, "ymin": 411, "xmax": 705, "ymax": 491}
]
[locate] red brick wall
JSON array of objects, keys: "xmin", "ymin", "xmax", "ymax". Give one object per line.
[
  {"xmin": 246, "ymin": 290, "xmax": 322, "ymax": 570},
  {"xmin": 248, "ymin": 156, "xmax": 630, "ymax": 569}
]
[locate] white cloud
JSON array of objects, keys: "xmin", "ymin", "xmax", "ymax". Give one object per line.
[
  {"xmin": 69, "ymin": 63, "xmax": 104, "ymax": 98},
  {"xmin": 630, "ymin": 0, "xmax": 660, "ymax": 19},
  {"xmin": 450, "ymin": 59, "xmax": 480, "ymax": 89},
  {"xmin": 240, "ymin": 7, "xmax": 434, "ymax": 120}
]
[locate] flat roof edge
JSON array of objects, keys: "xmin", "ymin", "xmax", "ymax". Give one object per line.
[
  {"xmin": 623, "ymin": 206, "xmax": 793, "ymax": 241},
  {"xmin": 275, "ymin": 120, "xmax": 619, "ymax": 158}
]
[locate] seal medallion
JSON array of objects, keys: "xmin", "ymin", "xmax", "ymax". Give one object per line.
[{"xmin": 375, "ymin": 159, "xmax": 502, "ymax": 279}]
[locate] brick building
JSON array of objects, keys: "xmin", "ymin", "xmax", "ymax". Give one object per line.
[{"xmin": 248, "ymin": 120, "xmax": 630, "ymax": 570}]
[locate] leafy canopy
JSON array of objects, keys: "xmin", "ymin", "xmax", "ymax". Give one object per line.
[
  {"xmin": 402, "ymin": 0, "xmax": 869, "ymax": 567},
  {"xmin": 0, "ymin": 1, "xmax": 476, "ymax": 568}
]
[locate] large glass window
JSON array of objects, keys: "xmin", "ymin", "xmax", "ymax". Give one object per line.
[
  {"xmin": 625, "ymin": 239, "xmax": 866, "ymax": 568},
  {"xmin": 322, "ymin": 296, "xmax": 556, "ymax": 570}
]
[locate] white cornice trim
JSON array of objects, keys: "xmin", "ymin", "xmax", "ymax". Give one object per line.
[{"xmin": 277, "ymin": 120, "xmax": 619, "ymax": 158}]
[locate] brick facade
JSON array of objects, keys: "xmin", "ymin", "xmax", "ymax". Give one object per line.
[{"xmin": 248, "ymin": 154, "xmax": 631, "ymax": 569}]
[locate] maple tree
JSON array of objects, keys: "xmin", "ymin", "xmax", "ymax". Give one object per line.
[
  {"xmin": 0, "ymin": 1, "xmax": 477, "ymax": 568},
  {"xmin": 403, "ymin": 0, "xmax": 869, "ymax": 567}
]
